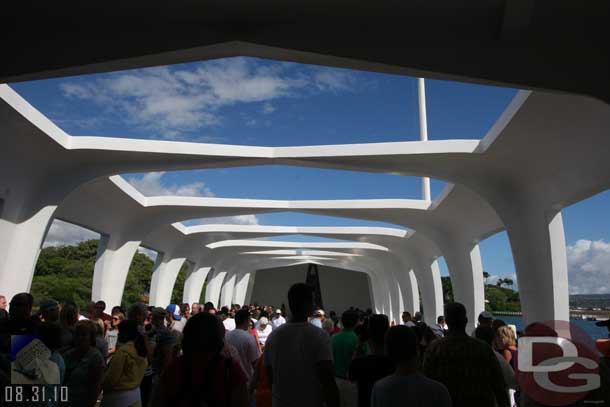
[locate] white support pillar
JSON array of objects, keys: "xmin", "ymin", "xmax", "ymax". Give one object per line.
[
  {"xmin": 205, "ymin": 269, "xmax": 227, "ymax": 308},
  {"xmin": 442, "ymin": 243, "xmax": 485, "ymax": 333},
  {"xmin": 366, "ymin": 273, "xmax": 380, "ymax": 313},
  {"xmin": 409, "ymin": 270, "xmax": 421, "ymax": 314},
  {"xmin": 244, "ymin": 270, "xmax": 256, "ymax": 305},
  {"xmin": 396, "ymin": 283, "xmax": 405, "ymax": 318},
  {"xmin": 233, "ymin": 272, "xmax": 251, "ymax": 306},
  {"xmin": 182, "ymin": 265, "xmax": 212, "ymax": 305},
  {"xmin": 220, "ymin": 272, "xmax": 237, "ymax": 307},
  {"xmin": 417, "ymin": 77, "xmax": 431, "ymax": 203},
  {"xmin": 148, "ymin": 254, "xmax": 186, "ymax": 307},
  {"xmin": 0, "ymin": 206, "xmax": 56, "ymax": 300},
  {"xmin": 91, "ymin": 233, "xmax": 142, "ymax": 309},
  {"xmin": 384, "ymin": 270, "xmax": 401, "ymax": 324},
  {"xmin": 372, "ymin": 270, "xmax": 391, "ymax": 316},
  {"xmin": 413, "ymin": 259, "xmax": 444, "ymax": 326},
  {"xmin": 505, "ymin": 209, "xmax": 569, "ymax": 325},
  {"xmin": 395, "ymin": 269, "xmax": 418, "ymax": 316}
]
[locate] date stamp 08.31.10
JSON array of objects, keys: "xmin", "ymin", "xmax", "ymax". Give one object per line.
[{"xmin": 4, "ymin": 385, "xmax": 69, "ymax": 405}]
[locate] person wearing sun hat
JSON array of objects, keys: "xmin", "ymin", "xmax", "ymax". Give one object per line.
[{"xmin": 165, "ymin": 304, "xmax": 185, "ymax": 333}]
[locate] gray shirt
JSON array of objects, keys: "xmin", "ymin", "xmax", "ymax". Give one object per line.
[{"xmin": 371, "ymin": 373, "xmax": 452, "ymax": 407}]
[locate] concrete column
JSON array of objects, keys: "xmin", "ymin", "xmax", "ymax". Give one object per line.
[
  {"xmin": 396, "ymin": 282, "xmax": 405, "ymax": 318},
  {"xmin": 413, "ymin": 259, "xmax": 444, "ymax": 326},
  {"xmin": 373, "ymin": 270, "xmax": 391, "ymax": 316},
  {"xmin": 442, "ymin": 242, "xmax": 485, "ymax": 332},
  {"xmin": 205, "ymin": 268, "xmax": 227, "ymax": 308},
  {"xmin": 220, "ymin": 272, "xmax": 237, "ymax": 307},
  {"xmin": 504, "ymin": 209, "xmax": 569, "ymax": 325},
  {"xmin": 182, "ymin": 265, "xmax": 212, "ymax": 305},
  {"xmin": 379, "ymin": 268, "xmax": 400, "ymax": 324},
  {"xmin": 365, "ymin": 270, "xmax": 385, "ymax": 314},
  {"xmin": 91, "ymin": 233, "xmax": 142, "ymax": 309},
  {"xmin": 233, "ymin": 272, "xmax": 251, "ymax": 306},
  {"xmin": 409, "ymin": 270, "xmax": 421, "ymax": 313},
  {"xmin": 148, "ymin": 254, "xmax": 186, "ymax": 307},
  {"xmin": 0, "ymin": 206, "xmax": 56, "ymax": 300},
  {"xmin": 244, "ymin": 271, "xmax": 256, "ymax": 305},
  {"xmin": 394, "ymin": 269, "xmax": 417, "ymax": 316}
]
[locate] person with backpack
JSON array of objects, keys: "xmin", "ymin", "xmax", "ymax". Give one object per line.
[
  {"xmin": 159, "ymin": 312, "xmax": 249, "ymax": 407},
  {"xmin": 101, "ymin": 320, "xmax": 148, "ymax": 407}
]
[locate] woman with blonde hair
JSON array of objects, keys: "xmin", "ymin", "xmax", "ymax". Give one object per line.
[
  {"xmin": 322, "ymin": 318, "xmax": 335, "ymax": 335},
  {"xmin": 495, "ymin": 325, "xmax": 518, "ymax": 369}
]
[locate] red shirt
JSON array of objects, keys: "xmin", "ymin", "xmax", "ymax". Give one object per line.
[{"xmin": 161, "ymin": 351, "xmax": 247, "ymax": 406}]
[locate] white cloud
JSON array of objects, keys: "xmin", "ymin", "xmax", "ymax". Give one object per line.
[
  {"xmin": 126, "ymin": 172, "xmax": 214, "ymax": 197},
  {"xmin": 312, "ymin": 69, "xmax": 355, "ymax": 92},
  {"xmin": 60, "ymin": 58, "xmax": 356, "ymax": 138},
  {"xmin": 567, "ymin": 239, "xmax": 610, "ymax": 294},
  {"xmin": 186, "ymin": 214, "xmax": 260, "ymax": 226},
  {"xmin": 485, "ymin": 273, "xmax": 518, "ymax": 290},
  {"xmin": 126, "ymin": 172, "xmax": 260, "ymax": 226},
  {"xmin": 43, "ymin": 220, "xmax": 100, "ymax": 248}
]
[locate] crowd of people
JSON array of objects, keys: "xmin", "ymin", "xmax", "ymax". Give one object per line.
[{"xmin": 1, "ymin": 287, "xmax": 610, "ymax": 406}]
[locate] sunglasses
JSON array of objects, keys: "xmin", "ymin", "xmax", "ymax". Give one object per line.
[{"xmin": 112, "ymin": 317, "xmax": 120, "ymax": 321}]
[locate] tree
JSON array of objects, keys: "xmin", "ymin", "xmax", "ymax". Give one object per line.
[
  {"xmin": 483, "ymin": 271, "xmax": 490, "ymax": 284},
  {"xmin": 32, "ymin": 239, "xmax": 154, "ymax": 310},
  {"xmin": 441, "ymin": 276, "xmax": 454, "ymax": 302},
  {"xmin": 485, "ymin": 284, "xmax": 521, "ymax": 312},
  {"xmin": 496, "ymin": 278, "xmax": 505, "ymax": 287}
]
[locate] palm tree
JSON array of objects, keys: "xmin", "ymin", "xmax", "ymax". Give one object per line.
[
  {"xmin": 504, "ymin": 278, "xmax": 514, "ymax": 289},
  {"xmin": 496, "ymin": 278, "xmax": 505, "ymax": 287},
  {"xmin": 483, "ymin": 271, "xmax": 490, "ymax": 285}
]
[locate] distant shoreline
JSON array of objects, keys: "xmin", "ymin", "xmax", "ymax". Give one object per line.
[{"xmin": 493, "ymin": 309, "xmax": 610, "ymax": 319}]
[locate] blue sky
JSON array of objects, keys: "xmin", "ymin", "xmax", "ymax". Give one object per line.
[{"xmin": 14, "ymin": 57, "xmax": 610, "ymax": 294}]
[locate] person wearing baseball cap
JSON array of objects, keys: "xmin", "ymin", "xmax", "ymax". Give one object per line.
[
  {"xmin": 471, "ymin": 310, "xmax": 494, "ymax": 336},
  {"xmin": 40, "ymin": 299, "xmax": 60, "ymax": 323},
  {"xmin": 310, "ymin": 309, "xmax": 325, "ymax": 329},
  {"xmin": 165, "ymin": 304, "xmax": 185, "ymax": 333}
]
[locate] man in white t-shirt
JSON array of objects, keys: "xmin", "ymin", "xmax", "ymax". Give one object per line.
[
  {"xmin": 223, "ymin": 312, "xmax": 236, "ymax": 331},
  {"xmin": 264, "ymin": 283, "xmax": 339, "ymax": 407},
  {"xmin": 271, "ymin": 309, "xmax": 286, "ymax": 330},
  {"xmin": 226, "ymin": 309, "xmax": 261, "ymax": 385}
]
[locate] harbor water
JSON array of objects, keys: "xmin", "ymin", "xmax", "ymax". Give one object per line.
[{"xmin": 499, "ymin": 315, "xmax": 610, "ymax": 341}]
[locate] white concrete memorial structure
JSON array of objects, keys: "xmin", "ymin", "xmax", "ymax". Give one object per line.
[{"xmin": 2, "ymin": 80, "xmax": 610, "ymax": 328}]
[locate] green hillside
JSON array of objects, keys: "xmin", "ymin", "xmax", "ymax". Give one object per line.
[
  {"xmin": 31, "ymin": 239, "xmax": 200, "ymax": 310},
  {"xmin": 441, "ymin": 276, "xmax": 521, "ymax": 312}
]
